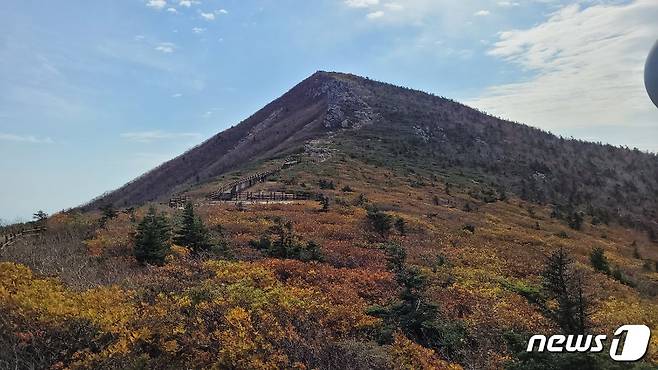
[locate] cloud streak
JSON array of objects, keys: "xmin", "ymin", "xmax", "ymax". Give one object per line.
[
  {"xmin": 345, "ymin": 0, "xmax": 379, "ymax": 8},
  {"xmin": 146, "ymin": 0, "xmax": 167, "ymax": 10},
  {"xmin": 178, "ymin": 0, "xmax": 198, "ymax": 7},
  {"xmin": 155, "ymin": 42, "xmax": 175, "ymax": 53},
  {"xmin": 200, "ymin": 12, "xmax": 215, "ymax": 20},
  {"xmin": 121, "ymin": 131, "xmax": 201, "ymax": 143},
  {"xmin": 0, "ymin": 133, "xmax": 54, "ymax": 144},
  {"xmin": 366, "ymin": 11, "xmax": 385, "ymax": 19},
  {"xmin": 469, "ymin": 0, "xmax": 658, "ymax": 134}
]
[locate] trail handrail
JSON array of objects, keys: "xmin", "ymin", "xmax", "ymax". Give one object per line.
[
  {"xmin": 168, "ymin": 158, "xmax": 301, "ymax": 206},
  {"xmin": 0, "ymin": 227, "xmax": 47, "ymax": 250}
]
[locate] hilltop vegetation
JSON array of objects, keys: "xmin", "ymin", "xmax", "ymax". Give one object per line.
[
  {"xmin": 1, "ymin": 72, "xmax": 657, "ymax": 369},
  {"xmin": 86, "ymin": 72, "xmax": 658, "ymax": 240}
]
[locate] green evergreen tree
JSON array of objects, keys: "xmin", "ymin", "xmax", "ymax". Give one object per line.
[
  {"xmin": 542, "ymin": 248, "xmax": 590, "ymax": 334},
  {"xmin": 174, "ymin": 202, "xmax": 211, "ymax": 254},
  {"xmin": 367, "ymin": 208, "xmax": 393, "ymax": 238},
  {"xmin": 567, "ymin": 211, "xmax": 584, "ymax": 230},
  {"xmin": 32, "ymin": 210, "xmax": 48, "ymax": 223},
  {"xmin": 249, "ymin": 217, "xmax": 323, "ymax": 262},
  {"xmin": 269, "ymin": 218, "xmax": 294, "ymax": 259},
  {"xmin": 369, "ymin": 243, "xmax": 466, "ymax": 360},
  {"xmin": 134, "ymin": 206, "xmax": 170, "ymax": 265},
  {"xmin": 99, "ymin": 204, "xmax": 118, "ymax": 227},
  {"xmin": 300, "ymin": 241, "xmax": 323, "ymax": 262},
  {"xmin": 319, "ymin": 195, "xmax": 330, "ymax": 212},
  {"xmin": 589, "ymin": 247, "xmax": 610, "ymax": 274},
  {"xmin": 395, "ymin": 217, "xmax": 407, "ymax": 236}
]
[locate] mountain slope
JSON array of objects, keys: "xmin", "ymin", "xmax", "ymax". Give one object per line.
[
  {"xmin": 85, "ymin": 73, "xmax": 335, "ymax": 208},
  {"xmin": 325, "ymin": 73, "xmax": 658, "ymax": 234},
  {"xmin": 87, "ymin": 71, "xmax": 658, "ymax": 235},
  {"xmin": 6, "ymin": 72, "xmax": 658, "ymax": 370}
]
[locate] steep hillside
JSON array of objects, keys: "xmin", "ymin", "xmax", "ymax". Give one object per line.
[
  {"xmin": 325, "ymin": 73, "xmax": 658, "ymax": 235},
  {"xmin": 3, "ymin": 72, "xmax": 658, "ymax": 369},
  {"xmin": 85, "ymin": 73, "xmax": 334, "ymax": 208},
  {"xmin": 89, "ymin": 71, "xmax": 657, "ymax": 236}
]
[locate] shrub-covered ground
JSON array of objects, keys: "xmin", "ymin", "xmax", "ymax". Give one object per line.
[{"xmin": 1, "ymin": 153, "xmax": 657, "ymax": 369}]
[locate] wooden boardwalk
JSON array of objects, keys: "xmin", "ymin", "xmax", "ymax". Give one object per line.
[
  {"xmin": 216, "ymin": 191, "xmax": 312, "ymax": 202},
  {"xmin": 207, "ymin": 168, "xmax": 280, "ymax": 201},
  {"xmin": 1, "ymin": 227, "xmax": 47, "ymax": 251},
  {"xmin": 169, "ymin": 159, "xmax": 302, "ymax": 207}
]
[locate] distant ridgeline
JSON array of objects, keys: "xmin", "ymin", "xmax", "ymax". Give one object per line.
[{"xmin": 82, "ymin": 71, "xmax": 657, "ymax": 238}]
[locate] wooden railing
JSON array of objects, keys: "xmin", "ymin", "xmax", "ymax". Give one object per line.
[
  {"xmin": 168, "ymin": 158, "xmax": 301, "ymax": 207},
  {"xmin": 209, "ymin": 191, "xmax": 313, "ymax": 202},
  {"xmin": 208, "ymin": 169, "xmax": 277, "ymax": 200},
  {"xmin": 0, "ymin": 227, "xmax": 47, "ymax": 250}
]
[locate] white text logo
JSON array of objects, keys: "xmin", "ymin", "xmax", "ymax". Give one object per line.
[{"xmin": 526, "ymin": 325, "xmax": 651, "ymax": 362}]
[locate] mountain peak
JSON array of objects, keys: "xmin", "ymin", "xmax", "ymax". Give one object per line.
[{"xmin": 83, "ymin": 73, "xmax": 658, "ymax": 238}]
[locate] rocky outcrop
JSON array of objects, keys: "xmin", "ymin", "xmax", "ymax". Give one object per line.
[{"xmin": 311, "ymin": 76, "xmax": 379, "ymax": 130}]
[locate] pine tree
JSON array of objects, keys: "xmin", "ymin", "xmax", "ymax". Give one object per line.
[
  {"xmin": 543, "ymin": 248, "xmax": 590, "ymax": 334},
  {"xmin": 99, "ymin": 204, "xmax": 118, "ymax": 227},
  {"xmin": 589, "ymin": 247, "xmax": 610, "ymax": 274},
  {"xmin": 370, "ymin": 243, "xmax": 463, "ymax": 356},
  {"xmin": 301, "ymin": 241, "xmax": 323, "ymax": 262},
  {"xmin": 395, "ymin": 217, "xmax": 407, "ymax": 236},
  {"xmin": 249, "ymin": 217, "xmax": 323, "ymax": 262},
  {"xmin": 567, "ymin": 211, "xmax": 584, "ymax": 230},
  {"xmin": 319, "ymin": 195, "xmax": 330, "ymax": 212},
  {"xmin": 367, "ymin": 208, "xmax": 392, "ymax": 238},
  {"xmin": 32, "ymin": 210, "xmax": 48, "ymax": 224},
  {"xmin": 134, "ymin": 206, "xmax": 170, "ymax": 265},
  {"xmin": 174, "ymin": 202, "xmax": 211, "ymax": 255}
]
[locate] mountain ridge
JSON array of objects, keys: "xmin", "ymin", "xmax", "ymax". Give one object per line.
[{"xmin": 85, "ymin": 71, "xmax": 658, "ymax": 236}]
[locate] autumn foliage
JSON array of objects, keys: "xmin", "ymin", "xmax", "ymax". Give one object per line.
[{"xmin": 1, "ymin": 153, "xmax": 657, "ymax": 369}]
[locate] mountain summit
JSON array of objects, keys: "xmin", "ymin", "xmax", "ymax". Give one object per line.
[{"xmin": 87, "ymin": 71, "xmax": 657, "ymax": 235}]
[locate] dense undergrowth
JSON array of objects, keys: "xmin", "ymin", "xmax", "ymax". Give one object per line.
[{"xmin": 1, "ymin": 152, "xmax": 657, "ymax": 369}]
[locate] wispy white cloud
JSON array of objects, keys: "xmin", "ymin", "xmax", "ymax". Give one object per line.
[
  {"xmin": 146, "ymin": 0, "xmax": 167, "ymax": 10},
  {"xmin": 474, "ymin": 9, "xmax": 490, "ymax": 16},
  {"xmin": 178, "ymin": 0, "xmax": 199, "ymax": 8},
  {"xmin": 154, "ymin": 42, "xmax": 175, "ymax": 53},
  {"xmin": 192, "ymin": 27, "xmax": 206, "ymax": 34},
  {"xmin": 384, "ymin": 3, "xmax": 403, "ymax": 11},
  {"xmin": 345, "ymin": 0, "xmax": 379, "ymax": 8},
  {"xmin": 97, "ymin": 40, "xmax": 174, "ymax": 72},
  {"xmin": 171, "ymin": 93, "xmax": 183, "ymax": 98},
  {"xmin": 497, "ymin": 1, "xmax": 519, "ymax": 7},
  {"xmin": 469, "ymin": 0, "xmax": 658, "ymax": 133},
  {"xmin": 341, "ymin": 0, "xmax": 496, "ymax": 28},
  {"xmin": 166, "ymin": 7, "xmax": 178, "ymax": 13},
  {"xmin": 3, "ymin": 83, "xmax": 89, "ymax": 120},
  {"xmin": 200, "ymin": 11, "xmax": 215, "ymax": 20},
  {"xmin": 121, "ymin": 131, "xmax": 201, "ymax": 143},
  {"xmin": 366, "ymin": 10, "xmax": 385, "ymax": 19},
  {"xmin": 0, "ymin": 133, "xmax": 54, "ymax": 144}
]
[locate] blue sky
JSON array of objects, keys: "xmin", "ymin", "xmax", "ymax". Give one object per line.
[{"xmin": 1, "ymin": 0, "xmax": 657, "ymax": 222}]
